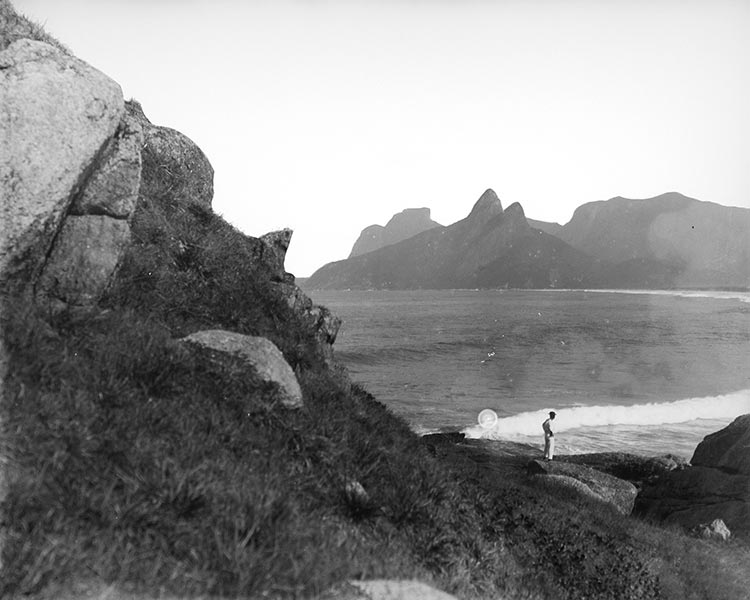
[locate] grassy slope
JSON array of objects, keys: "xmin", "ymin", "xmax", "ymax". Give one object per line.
[
  {"xmin": 3, "ymin": 131, "xmax": 749, "ymax": 600},
  {"xmin": 1, "ymin": 8, "xmax": 749, "ymax": 598}
]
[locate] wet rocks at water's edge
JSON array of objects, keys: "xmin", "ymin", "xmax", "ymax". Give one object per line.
[
  {"xmin": 636, "ymin": 414, "xmax": 750, "ymax": 537},
  {"xmin": 421, "ymin": 416, "xmax": 750, "ymax": 538}
]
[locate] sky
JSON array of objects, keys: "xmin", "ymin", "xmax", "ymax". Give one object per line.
[{"xmin": 13, "ymin": 0, "xmax": 750, "ymax": 276}]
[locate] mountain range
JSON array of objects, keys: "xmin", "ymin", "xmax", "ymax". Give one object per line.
[{"xmin": 307, "ymin": 190, "xmax": 750, "ymax": 290}]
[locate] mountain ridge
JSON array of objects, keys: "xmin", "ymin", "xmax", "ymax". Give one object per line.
[
  {"xmin": 308, "ymin": 190, "xmax": 750, "ymax": 290},
  {"xmin": 309, "ymin": 190, "xmax": 594, "ymax": 289}
]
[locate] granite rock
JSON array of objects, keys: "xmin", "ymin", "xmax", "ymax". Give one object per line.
[
  {"xmin": 528, "ymin": 458, "xmax": 638, "ymax": 515},
  {"xmin": 179, "ymin": 330, "xmax": 302, "ymax": 408},
  {"xmin": 70, "ymin": 111, "xmax": 144, "ymax": 219},
  {"xmin": 261, "ymin": 228, "xmax": 293, "ymax": 281},
  {"xmin": 692, "ymin": 518, "xmax": 731, "ymax": 542},
  {"xmin": 139, "ymin": 121, "xmax": 213, "ymax": 210},
  {"xmin": 0, "ymin": 39, "xmax": 123, "ymax": 292},
  {"xmin": 691, "ymin": 414, "xmax": 750, "ymax": 475},
  {"xmin": 36, "ymin": 215, "xmax": 131, "ymax": 306},
  {"xmin": 636, "ymin": 464, "xmax": 750, "ymax": 536}
]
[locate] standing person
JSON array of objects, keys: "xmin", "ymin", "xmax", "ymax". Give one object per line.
[{"xmin": 542, "ymin": 411, "xmax": 556, "ymax": 460}]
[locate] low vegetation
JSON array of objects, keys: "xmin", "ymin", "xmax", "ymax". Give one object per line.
[
  {"xmin": 0, "ymin": 0, "xmax": 70, "ymax": 52},
  {"xmin": 2, "ymin": 177, "xmax": 749, "ymax": 600}
]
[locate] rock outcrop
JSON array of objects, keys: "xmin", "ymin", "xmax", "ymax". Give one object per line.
[
  {"xmin": 136, "ymin": 107, "xmax": 214, "ymax": 210},
  {"xmin": 0, "ymin": 38, "xmax": 123, "ymax": 295},
  {"xmin": 70, "ymin": 112, "xmax": 144, "ymax": 219},
  {"xmin": 692, "ymin": 518, "xmax": 731, "ymax": 542},
  {"xmin": 636, "ymin": 415, "xmax": 750, "ymax": 537},
  {"xmin": 179, "ymin": 330, "xmax": 303, "ymax": 408},
  {"xmin": 558, "ymin": 452, "xmax": 688, "ymax": 489},
  {"xmin": 349, "ymin": 208, "xmax": 443, "ymax": 258},
  {"xmin": 36, "ymin": 215, "xmax": 132, "ymax": 306},
  {"xmin": 0, "ymin": 38, "xmax": 336, "ymax": 328},
  {"xmin": 261, "ymin": 228, "xmax": 294, "ymax": 281},
  {"xmin": 691, "ymin": 413, "xmax": 750, "ymax": 475},
  {"xmin": 528, "ymin": 459, "xmax": 638, "ymax": 515}
]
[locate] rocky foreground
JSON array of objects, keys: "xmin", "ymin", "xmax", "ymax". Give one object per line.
[{"xmin": 424, "ymin": 413, "xmax": 750, "ymax": 540}]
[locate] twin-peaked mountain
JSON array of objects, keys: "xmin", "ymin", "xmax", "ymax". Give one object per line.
[
  {"xmin": 309, "ymin": 190, "xmax": 593, "ymax": 289},
  {"xmin": 307, "ymin": 190, "xmax": 750, "ymax": 290}
]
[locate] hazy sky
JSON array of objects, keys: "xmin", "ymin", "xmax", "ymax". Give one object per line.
[{"xmin": 14, "ymin": 0, "xmax": 750, "ymax": 276}]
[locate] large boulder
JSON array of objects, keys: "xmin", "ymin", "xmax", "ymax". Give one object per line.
[
  {"xmin": 691, "ymin": 414, "xmax": 750, "ymax": 475},
  {"xmin": 528, "ymin": 459, "xmax": 638, "ymax": 515},
  {"xmin": 179, "ymin": 330, "xmax": 303, "ymax": 408},
  {"xmin": 636, "ymin": 416, "xmax": 750, "ymax": 536},
  {"xmin": 0, "ymin": 39, "xmax": 123, "ymax": 292},
  {"xmin": 636, "ymin": 465, "xmax": 750, "ymax": 536},
  {"xmin": 137, "ymin": 107, "xmax": 213, "ymax": 210}
]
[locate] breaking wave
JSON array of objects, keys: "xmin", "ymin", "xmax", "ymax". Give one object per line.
[
  {"xmin": 463, "ymin": 388, "xmax": 750, "ymax": 439},
  {"xmin": 580, "ymin": 289, "xmax": 750, "ymax": 304}
]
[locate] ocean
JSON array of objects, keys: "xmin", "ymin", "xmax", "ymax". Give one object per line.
[{"xmin": 307, "ymin": 289, "xmax": 750, "ymax": 460}]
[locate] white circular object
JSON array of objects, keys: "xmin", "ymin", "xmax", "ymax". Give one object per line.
[{"xmin": 478, "ymin": 408, "xmax": 498, "ymax": 429}]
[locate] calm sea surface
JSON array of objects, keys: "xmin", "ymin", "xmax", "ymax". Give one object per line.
[{"xmin": 307, "ymin": 289, "xmax": 750, "ymax": 459}]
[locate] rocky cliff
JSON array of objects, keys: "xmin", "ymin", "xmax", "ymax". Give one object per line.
[
  {"xmin": 308, "ymin": 189, "xmax": 594, "ymax": 289},
  {"xmin": 349, "ymin": 207, "xmax": 442, "ymax": 258},
  {"xmin": 0, "ymin": 39, "xmax": 338, "ymax": 348}
]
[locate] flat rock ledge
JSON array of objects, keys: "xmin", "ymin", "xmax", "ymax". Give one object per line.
[
  {"xmin": 179, "ymin": 329, "xmax": 303, "ymax": 408},
  {"xmin": 528, "ymin": 459, "xmax": 638, "ymax": 515}
]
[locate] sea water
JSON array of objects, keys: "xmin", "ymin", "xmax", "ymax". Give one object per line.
[{"xmin": 307, "ymin": 289, "xmax": 750, "ymax": 460}]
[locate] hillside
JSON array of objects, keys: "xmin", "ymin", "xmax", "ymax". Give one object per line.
[
  {"xmin": 349, "ymin": 208, "xmax": 442, "ymax": 258},
  {"xmin": 2, "ymin": 3, "xmax": 750, "ymax": 599},
  {"xmin": 309, "ymin": 190, "xmax": 594, "ymax": 289}
]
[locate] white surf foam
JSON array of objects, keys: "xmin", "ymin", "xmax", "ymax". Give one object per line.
[
  {"xmin": 579, "ymin": 289, "xmax": 750, "ymax": 304},
  {"xmin": 463, "ymin": 388, "xmax": 750, "ymax": 439}
]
